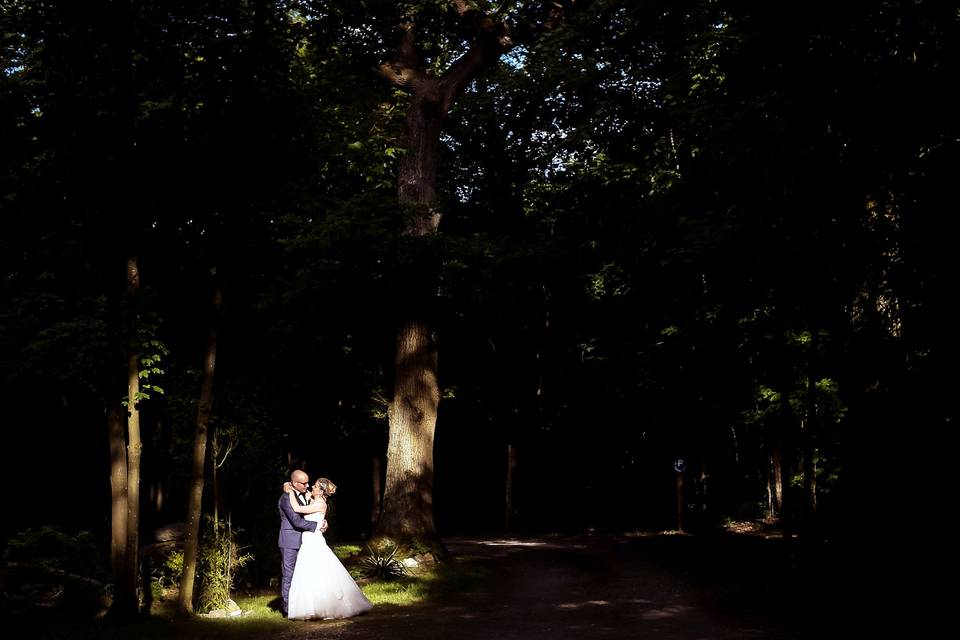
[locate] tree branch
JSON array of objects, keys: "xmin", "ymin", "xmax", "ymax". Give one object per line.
[
  {"xmin": 375, "ymin": 21, "xmax": 431, "ymax": 92},
  {"xmin": 436, "ymin": 2, "xmax": 515, "ymax": 112},
  {"xmin": 438, "ymin": 39, "xmax": 505, "ymax": 114},
  {"xmin": 378, "ymin": 1, "xmax": 595, "ymax": 107},
  {"xmin": 512, "ymin": 0, "xmax": 596, "ymax": 44}
]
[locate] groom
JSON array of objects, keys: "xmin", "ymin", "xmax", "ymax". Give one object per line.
[{"xmin": 278, "ymin": 469, "xmax": 326, "ymax": 616}]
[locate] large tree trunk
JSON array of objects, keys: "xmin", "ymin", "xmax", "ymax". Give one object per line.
[
  {"xmin": 376, "ymin": 93, "xmax": 444, "ymax": 542},
  {"xmin": 178, "ymin": 287, "xmax": 222, "ymax": 615},
  {"xmin": 379, "ymin": 320, "xmax": 440, "ymax": 540},
  {"xmin": 124, "ymin": 256, "xmax": 143, "ymax": 614}
]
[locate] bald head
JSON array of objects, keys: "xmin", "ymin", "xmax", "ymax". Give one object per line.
[{"xmin": 291, "ymin": 469, "xmax": 309, "ymax": 484}]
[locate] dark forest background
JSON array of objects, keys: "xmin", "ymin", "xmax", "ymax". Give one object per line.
[{"xmin": 1, "ymin": 0, "xmax": 955, "ymax": 592}]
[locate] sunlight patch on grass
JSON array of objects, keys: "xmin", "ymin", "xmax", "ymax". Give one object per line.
[
  {"xmin": 362, "ymin": 577, "xmax": 429, "ymax": 605},
  {"xmin": 722, "ymin": 520, "xmax": 763, "ymax": 534},
  {"xmin": 332, "ymin": 543, "xmax": 362, "ymax": 560},
  {"xmin": 359, "ymin": 559, "xmax": 493, "ymax": 606},
  {"xmin": 233, "ymin": 593, "xmax": 283, "ymax": 617}
]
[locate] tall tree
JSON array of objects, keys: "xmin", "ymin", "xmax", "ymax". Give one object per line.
[
  {"xmin": 121, "ymin": 256, "xmax": 144, "ymax": 616},
  {"xmin": 178, "ymin": 286, "xmax": 222, "ymax": 614},
  {"xmin": 371, "ymin": 0, "xmax": 593, "ymax": 548}
]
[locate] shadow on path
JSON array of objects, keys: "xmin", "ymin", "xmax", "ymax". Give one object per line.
[{"xmin": 279, "ymin": 533, "xmax": 828, "ymax": 640}]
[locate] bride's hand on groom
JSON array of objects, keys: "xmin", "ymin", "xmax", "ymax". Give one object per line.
[{"xmin": 282, "ymin": 481, "xmax": 292, "ymax": 493}]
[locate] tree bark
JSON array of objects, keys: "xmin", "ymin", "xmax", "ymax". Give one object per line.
[
  {"xmin": 107, "ymin": 398, "xmax": 133, "ymax": 616},
  {"xmin": 802, "ymin": 330, "xmax": 818, "ymax": 528},
  {"xmin": 505, "ymin": 444, "xmax": 517, "ymax": 532},
  {"xmin": 777, "ymin": 387, "xmax": 793, "ymax": 538},
  {"xmin": 771, "ymin": 448, "xmax": 783, "ymax": 519},
  {"xmin": 379, "ymin": 320, "xmax": 440, "ymax": 539},
  {"xmin": 124, "ymin": 255, "xmax": 143, "ymax": 614},
  {"xmin": 178, "ymin": 287, "xmax": 222, "ymax": 614}
]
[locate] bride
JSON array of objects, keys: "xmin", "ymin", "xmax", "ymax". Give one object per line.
[{"xmin": 285, "ymin": 478, "xmax": 373, "ymax": 620}]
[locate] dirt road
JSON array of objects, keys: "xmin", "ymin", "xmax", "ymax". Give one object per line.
[{"xmin": 279, "ymin": 534, "xmax": 808, "ymax": 640}]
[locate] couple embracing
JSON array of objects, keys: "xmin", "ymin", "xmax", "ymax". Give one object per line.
[{"xmin": 278, "ymin": 469, "xmax": 372, "ymax": 620}]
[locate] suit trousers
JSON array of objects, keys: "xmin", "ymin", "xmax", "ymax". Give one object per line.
[{"xmin": 280, "ymin": 546, "xmax": 300, "ymax": 612}]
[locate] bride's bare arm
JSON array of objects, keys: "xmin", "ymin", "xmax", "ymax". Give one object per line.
[{"xmin": 288, "ymin": 490, "xmax": 327, "ymax": 514}]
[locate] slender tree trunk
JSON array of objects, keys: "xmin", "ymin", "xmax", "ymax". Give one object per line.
[
  {"xmin": 800, "ymin": 412, "xmax": 815, "ymax": 530},
  {"xmin": 698, "ymin": 462, "xmax": 708, "ymax": 523},
  {"xmin": 213, "ymin": 456, "xmax": 220, "ymax": 534},
  {"xmin": 766, "ymin": 461, "xmax": 774, "ymax": 520},
  {"xmin": 151, "ymin": 418, "xmax": 171, "ymax": 516},
  {"xmin": 802, "ymin": 331, "xmax": 818, "ymax": 528},
  {"xmin": 771, "ymin": 448, "xmax": 783, "ymax": 520},
  {"xmin": 178, "ymin": 287, "xmax": 222, "ymax": 614},
  {"xmin": 676, "ymin": 470, "xmax": 684, "ymax": 533},
  {"xmin": 505, "ymin": 444, "xmax": 517, "ymax": 532},
  {"xmin": 778, "ymin": 388, "xmax": 793, "ymax": 538},
  {"xmin": 124, "ymin": 256, "xmax": 143, "ymax": 614}
]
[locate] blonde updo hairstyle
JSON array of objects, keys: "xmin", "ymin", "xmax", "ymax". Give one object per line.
[{"xmin": 314, "ymin": 477, "xmax": 337, "ymax": 498}]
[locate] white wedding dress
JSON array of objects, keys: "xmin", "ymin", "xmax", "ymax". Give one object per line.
[{"xmin": 287, "ymin": 512, "xmax": 373, "ymax": 620}]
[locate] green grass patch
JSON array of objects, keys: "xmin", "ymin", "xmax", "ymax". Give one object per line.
[
  {"xmin": 362, "ymin": 556, "xmax": 493, "ymax": 606},
  {"xmin": 332, "ymin": 543, "xmax": 362, "ymax": 561}
]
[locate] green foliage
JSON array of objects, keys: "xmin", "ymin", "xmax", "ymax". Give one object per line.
[
  {"xmin": 360, "ymin": 554, "xmax": 493, "ymax": 606},
  {"xmin": 332, "ymin": 543, "xmax": 362, "ymax": 561},
  {"xmin": 136, "ymin": 339, "xmax": 170, "ymax": 400},
  {"xmin": 2, "ymin": 526, "xmax": 105, "ymax": 577},
  {"xmin": 151, "ymin": 549, "xmax": 184, "ymax": 590},
  {"xmin": 121, "ymin": 338, "xmax": 170, "ymax": 406},
  {"xmin": 195, "ymin": 517, "xmax": 253, "ymax": 613},
  {"xmin": 358, "ymin": 544, "xmax": 408, "ymax": 581},
  {"xmin": 366, "ymin": 535, "xmax": 439, "ymax": 560}
]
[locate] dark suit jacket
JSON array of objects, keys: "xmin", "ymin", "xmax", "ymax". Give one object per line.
[{"xmin": 278, "ymin": 492, "xmax": 318, "ymax": 549}]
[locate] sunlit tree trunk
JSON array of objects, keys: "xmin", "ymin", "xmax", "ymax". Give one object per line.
[
  {"xmin": 771, "ymin": 448, "xmax": 784, "ymax": 519},
  {"xmin": 178, "ymin": 287, "xmax": 222, "ymax": 614},
  {"xmin": 124, "ymin": 256, "xmax": 143, "ymax": 613},
  {"xmin": 380, "ymin": 320, "xmax": 440, "ymax": 539}
]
